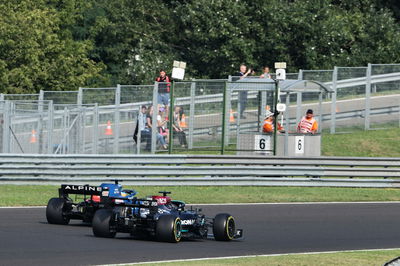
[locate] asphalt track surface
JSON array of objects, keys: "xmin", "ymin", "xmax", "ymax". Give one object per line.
[{"xmin": 2, "ymin": 203, "xmax": 400, "ymax": 265}]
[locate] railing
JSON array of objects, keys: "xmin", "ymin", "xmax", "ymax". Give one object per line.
[{"xmin": 0, "ymin": 154, "xmax": 399, "ymax": 187}]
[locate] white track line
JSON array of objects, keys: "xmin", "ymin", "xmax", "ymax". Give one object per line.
[
  {"xmin": 3, "ymin": 201, "xmax": 400, "ymax": 209},
  {"xmin": 100, "ymin": 247, "xmax": 400, "ymax": 265}
]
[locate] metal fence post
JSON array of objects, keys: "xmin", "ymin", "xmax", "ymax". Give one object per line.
[
  {"xmin": 221, "ymin": 81, "xmax": 228, "ymax": 154},
  {"xmin": 168, "ymin": 81, "xmax": 175, "ymax": 154},
  {"xmin": 298, "ymin": 69, "xmax": 303, "ymax": 80},
  {"xmin": 261, "ymin": 91, "xmax": 267, "ymax": 132},
  {"xmin": 188, "ymin": 82, "xmax": 196, "ymax": 149},
  {"xmin": 365, "ymin": 63, "xmax": 372, "ymax": 130},
  {"xmin": 318, "ymin": 92, "xmax": 323, "ymax": 133},
  {"xmin": 81, "ymin": 107, "xmax": 87, "ymax": 153},
  {"xmin": 2, "ymin": 101, "xmax": 11, "ymax": 153},
  {"xmin": 62, "ymin": 107, "xmax": 68, "ymax": 154},
  {"xmin": 38, "ymin": 91, "xmax": 44, "ymax": 154},
  {"xmin": 236, "ymin": 87, "xmax": 241, "ymax": 150},
  {"xmin": 224, "ymin": 83, "xmax": 231, "ymax": 147},
  {"xmin": 227, "ymin": 76, "xmax": 232, "ymax": 146},
  {"xmin": 330, "ymin": 66, "xmax": 338, "ymax": 134},
  {"xmin": 77, "ymin": 87, "xmax": 83, "ymax": 106},
  {"xmin": 114, "ymin": 84, "xmax": 121, "ymax": 154},
  {"xmin": 47, "ymin": 101, "xmax": 54, "ymax": 154},
  {"xmin": 151, "ymin": 82, "xmax": 158, "ymax": 154},
  {"xmin": 137, "ymin": 106, "xmax": 143, "ymax": 154},
  {"xmin": 93, "ymin": 103, "xmax": 99, "ymax": 154},
  {"xmin": 273, "ymin": 80, "xmax": 279, "ymax": 156},
  {"xmin": 284, "ymin": 92, "xmax": 290, "ymax": 156},
  {"xmin": 295, "ymin": 91, "xmax": 302, "ymax": 128}
]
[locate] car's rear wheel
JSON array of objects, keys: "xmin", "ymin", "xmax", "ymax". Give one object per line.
[
  {"xmin": 213, "ymin": 213, "xmax": 235, "ymax": 241},
  {"xmin": 92, "ymin": 209, "xmax": 116, "ymax": 238},
  {"xmin": 46, "ymin": 198, "xmax": 70, "ymax": 225},
  {"xmin": 156, "ymin": 215, "xmax": 182, "ymax": 243}
]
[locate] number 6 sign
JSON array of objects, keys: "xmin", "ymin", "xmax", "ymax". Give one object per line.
[
  {"xmin": 295, "ymin": 136, "xmax": 305, "ymax": 154},
  {"xmin": 254, "ymin": 135, "xmax": 271, "ymax": 152}
]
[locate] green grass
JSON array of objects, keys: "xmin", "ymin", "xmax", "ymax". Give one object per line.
[
  {"xmin": 322, "ymin": 127, "xmax": 400, "ymax": 157},
  {"xmin": 171, "ymin": 127, "xmax": 400, "ymax": 157},
  {"xmin": 2, "ymin": 185, "xmax": 400, "ymax": 207},
  {"xmin": 131, "ymin": 249, "xmax": 400, "ymax": 266}
]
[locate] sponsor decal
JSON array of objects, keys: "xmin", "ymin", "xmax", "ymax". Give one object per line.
[
  {"xmin": 181, "ymin": 219, "xmax": 195, "ymax": 225},
  {"xmin": 63, "ymin": 185, "xmax": 101, "ymax": 192},
  {"xmin": 141, "ymin": 200, "xmax": 150, "ymax": 206},
  {"xmin": 158, "ymin": 209, "xmax": 170, "ymax": 214},
  {"xmin": 157, "ymin": 198, "xmax": 167, "ymax": 204}
]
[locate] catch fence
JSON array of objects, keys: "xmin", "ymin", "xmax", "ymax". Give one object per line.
[{"xmin": 0, "ymin": 63, "xmax": 398, "ymax": 154}]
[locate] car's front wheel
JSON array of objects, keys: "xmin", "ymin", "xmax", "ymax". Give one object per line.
[
  {"xmin": 213, "ymin": 213, "xmax": 235, "ymax": 241},
  {"xmin": 46, "ymin": 198, "xmax": 70, "ymax": 225}
]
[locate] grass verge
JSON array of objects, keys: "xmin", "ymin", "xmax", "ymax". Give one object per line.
[
  {"xmin": 2, "ymin": 185, "xmax": 400, "ymax": 207},
  {"xmin": 131, "ymin": 249, "xmax": 400, "ymax": 266},
  {"xmin": 322, "ymin": 127, "xmax": 400, "ymax": 157}
]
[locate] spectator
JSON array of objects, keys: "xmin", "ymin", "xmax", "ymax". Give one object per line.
[
  {"xmin": 262, "ymin": 110, "xmax": 284, "ymax": 133},
  {"xmin": 297, "ymin": 109, "xmax": 318, "ymax": 134},
  {"xmin": 260, "ymin": 66, "xmax": 271, "ymax": 79},
  {"xmin": 237, "ymin": 64, "xmax": 251, "ymax": 119},
  {"xmin": 145, "ymin": 105, "xmax": 168, "ymax": 150},
  {"xmin": 172, "ymin": 106, "xmax": 187, "ymax": 148},
  {"xmin": 157, "ymin": 105, "xmax": 169, "ymax": 143},
  {"xmin": 133, "ymin": 105, "xmax": 150, "ymax": 147},
  {"xmin": 155, "ymin": 70, "xmax": 171, "ymax": 111}
]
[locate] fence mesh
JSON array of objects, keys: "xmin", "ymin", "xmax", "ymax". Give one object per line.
[{"xmin": 0, "ymin": 64, "xmax": 398, "ymax": 155}]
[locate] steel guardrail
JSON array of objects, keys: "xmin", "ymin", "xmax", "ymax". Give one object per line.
[{"xmin": 0, "ymin": 154, "xmax": 399, "ymax": 187}]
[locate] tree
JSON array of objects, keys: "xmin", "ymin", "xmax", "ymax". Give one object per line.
[{"xmin": 0, "ymin": 1, "xmax": 104, "ymax": 93}]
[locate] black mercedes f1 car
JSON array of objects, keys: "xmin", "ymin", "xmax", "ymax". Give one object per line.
[{"xmin": 92, "ymin": 191, "xmax": 243, "ymax": 243}]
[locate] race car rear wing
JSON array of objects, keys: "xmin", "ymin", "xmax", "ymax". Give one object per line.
[{"xmin": 59, "ymin": 184, "xmax": 103, "ymax": 198}]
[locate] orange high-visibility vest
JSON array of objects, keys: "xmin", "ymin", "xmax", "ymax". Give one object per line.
[
  {"xmin": 263, "ymin": 119, "xmax": 283, "ymax": 133},
  {"xmin": 297, "ymin": 116, "xmax": 317, "ymax": 133}
]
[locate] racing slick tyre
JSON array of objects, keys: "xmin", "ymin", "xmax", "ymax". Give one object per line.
[
  {"xmin": 46, "ymin": 198, "xmax": 70, "ymax": 225},
  {"xmin": 213, "ymin": 213, "xmax": 235, "ymax": 241},
  {"xmin": 92, "ymin": 209, "xmax": 116, "ymax": 238},
  {"xmin": 156, "ymin": 215, "xmax": 182, "ymax": 243}
]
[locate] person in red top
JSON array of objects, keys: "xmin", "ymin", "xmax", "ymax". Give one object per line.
[
  {"xmin": 262, "ymin": 110, "xmax": 284, "ymax": 133},
  {"xmin": 297, "ymin": 109, "xmax": 318, "ymax": 134},
  {"xmin": 155, "ymin": 70, "xmax": 171, "ymax": 107}
]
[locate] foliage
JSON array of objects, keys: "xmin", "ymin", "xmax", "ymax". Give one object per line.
[
  {"xmin": 0, "ymin": 0, "xmax": 104, "ymax": 93},
  {"xmin": 0, "ymin": 0, "xmax": 399, "ymax": 93}
]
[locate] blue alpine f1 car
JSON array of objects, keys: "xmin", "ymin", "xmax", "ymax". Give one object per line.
[
  {"xmin": 92, "ymin": 191, "xmax": 243, "ymax": 243},
  {"xmin": 46, "ymin": 181, "xmax": 136, "ymax": 225}
]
